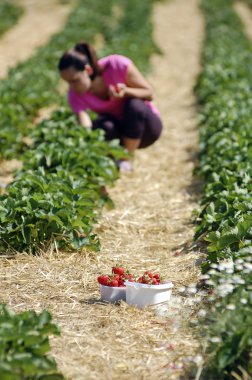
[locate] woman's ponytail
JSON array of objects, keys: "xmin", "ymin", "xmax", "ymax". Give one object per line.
[
  {"xmin": 74, "ymin": 41, "xmax": 103, "ymax": 79},
  {"xmin": 58, "ymin": 41, "xmax": 103, "ymax": 79}
]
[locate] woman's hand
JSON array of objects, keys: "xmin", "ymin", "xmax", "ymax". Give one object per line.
[
  {"xmin": 109, "ymin": 83, "xmax": 127, "ymax": 98},
  {"xmin": 109, "ymin": 62, "xmax": 154, "ymax": 101},
  {"xmin": 77, "ymin": 110, "xmax": 92, "ymax": 129}
]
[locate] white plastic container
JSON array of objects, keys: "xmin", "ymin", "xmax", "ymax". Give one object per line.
[
  {"xmin": 100, "ymin": 284, "xmax": 126, "ymax": 303},
  {"xmin": 125, "ymin": 281, "xmax": 173, "ymax": 308}
]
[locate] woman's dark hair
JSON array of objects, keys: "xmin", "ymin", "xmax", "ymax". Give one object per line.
[{"xmin": 58, "ymin": 41, "xmax": 103, "ymax": 80}]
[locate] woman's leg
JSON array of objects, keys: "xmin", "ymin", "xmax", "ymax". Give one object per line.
[
  {"xmin": 122, "ymin": 98, "xmax": 163, "ymax": 150},
  {"xmin": 92, "ymin": 115, "xmax": 131, "ymax": 171},
  {"xmin": 92, "ymin": 115, "xmax": 123, "ymax": 142}
]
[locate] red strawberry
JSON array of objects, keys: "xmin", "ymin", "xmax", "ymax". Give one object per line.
[
  {"xmin": 174, "ymin": 250, "xmax": 181, "ymax": 256},
  {"xmin": 112, "ymin": 267, "xmax": 125, "ymax": 275},
  {"xmin": 97, "ymin": 275, "xmax": 110, "ymax": 286},
  {"xmin": 110, "ymin": 279, "xmax": 119, "ymax": 287},
  {"xmin": 127, "ymin": 278, "xmax": 135, "ymax": 282},
  {"xmin": 118, "ymin": 278, "xmax": 125, "ymax": 286},
  {"xmin": 124, "ymin": 273, "xmax": 133, "ymax": 280},
  {"xmin": 167, "ymin": 344, "xmax": 174, "ymax": 350},
  {"xmin": 145, "ymin": 271, "xmax": 153, "ymax": 278},
  {"xmin": 142, "ymin": 275, "xmax": 151, "ymax": 284},
  {"xmin": 112, "ymin": 274, "xmax": 120, "ymax": 281},
  {"xmin": 153, "ymin": 273, "xmax": 160, "ymax": 280},
  {"xmin": 115, "ymin": 84, "xmax": 120, "ymax": 93}
]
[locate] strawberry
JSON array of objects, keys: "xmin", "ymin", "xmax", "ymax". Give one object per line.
[
  {"xmin": 115, "ymin": 84, "xmax": 121, "ymax": 93},
  {"xmin": 127, "ymin": 278, "xmax": 135, "ymax": 282},
  {"xmin": 142, "ymin": 275, "xmax": 151, "ymax": 284},
  {"xmin": 97, "ymin": 275, "xmax": 110, "ymax": 286},
  {"xmin": 110, "ymin": 279, "xmax": 119, "ymax": 287},
  {"xmin": 167, "ymin": 344, "xmax": 174, "ymax": 350},
  {"xmin": 112, "ymin": 267, "xmax": 125, "ymax": 275},
  {"xmin": 118, "ymin": 278, "xmax": 125, "ymax": 286},
  {"xmin": 124, "ymin": 273, "xmax": 133, "ymax": 280},
  {"xmin": 112, "ymin": 274, "xmax": 120, "ymax": 281},
  {"xmin": 145, "ymin": 271, "xmax": 153, "ymax": 278},
  {"xmin": 174, "ymin": 250, "xmax": 181, "ymax": 256}
]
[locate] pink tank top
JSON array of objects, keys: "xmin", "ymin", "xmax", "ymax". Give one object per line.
[{"xmin": 68, "ymin": 54, "xmax": 160, "ymax": 120}]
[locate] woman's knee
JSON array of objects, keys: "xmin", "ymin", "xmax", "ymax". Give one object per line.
[
  {"xmin": 124, "ymin": 98, "xmax": 147, "ymax": 119},
  {"xmin": 139, "ymin": 116, "xmax": 163, "ymax": 149}
]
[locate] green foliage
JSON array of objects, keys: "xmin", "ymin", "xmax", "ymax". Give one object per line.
[
  {"xmin": 0, "ymin": 169, "xmax": 99, "ymax": 253},
  {"xmin": 0, "ymin": 109, "xmax": 127, "ymax": 253},
  {"xmin": 23, "ymin": 109, "xmax": 125, "ymax": 185},
  {"xmin": 0, "ymin": 0, "xmax": 24, "ymax": 37},
  {"xmin": 195, "ymin": 0, "xmax": 252, "ymax": 377},
  {"xmin": 101, "ymin": 0, "xmax": 161, "ymax": 73},
  {"xmin": 0, "ymin": 304, "xmax": 64, "ymax": 379}
]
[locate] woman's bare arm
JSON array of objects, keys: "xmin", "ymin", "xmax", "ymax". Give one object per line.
[
  {"xmin": 77, "ymin": 110, "xmax": 92, "ymax": 129},
  {"xmin": 109, "ymin": 62, "xmax": 154, "ymax": 100}
]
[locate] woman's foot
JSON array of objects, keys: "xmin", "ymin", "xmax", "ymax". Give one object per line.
[{"xmin": 116, "ymin": 159, "xmax": 133, "ymax": 172}]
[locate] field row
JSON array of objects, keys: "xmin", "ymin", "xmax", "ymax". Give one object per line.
[
  {"xmin": 195, "ymin": 0, "xmax": 252, "ymax": 377},
  {"xmin": 0, "ymin": 0, "xmax": 23, "ymax": 37}
]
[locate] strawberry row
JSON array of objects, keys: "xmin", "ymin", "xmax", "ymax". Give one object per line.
[
  {"xmin": 0, "ymin": 0, "xmax": 23, "ymax": 37},
  {"xmin": 195, "ymin": 0, "xmax": 252, "ymax": 378},
  {"xmin": 0, "ymin": 109, "xmax": 126, "ymax": 253}
]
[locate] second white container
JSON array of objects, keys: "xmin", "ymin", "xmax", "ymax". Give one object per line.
[{"xmin": 125, "ymin": 281, "xmax": 173, "ymax": 308}]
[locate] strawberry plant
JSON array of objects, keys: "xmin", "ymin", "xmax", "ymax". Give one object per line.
[
  {"xmin": 0, "ymin": 304, "xmax": 64, "ymax": 379},
  {"xmin": 0, "ymin": 168, "xmax": 100, "ymax": 253},
  {"xmin": 0, "ymin": 109, "xmax": 129, "ymax": 253},
  {"xmin": 0, "ymin": 1, "xmax": 23, "ymax": 37},
  {"xmin": 22, "ymin": 109, "xmax": 127, "ymax": 186}
]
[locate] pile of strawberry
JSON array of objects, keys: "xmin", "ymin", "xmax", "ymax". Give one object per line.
[{"xmin": 97, "ymin": 266, "xmax": 161, "ymax": 287}]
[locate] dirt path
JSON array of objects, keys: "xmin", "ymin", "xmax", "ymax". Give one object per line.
[
  {"xmin": 0, "ymin": 0, "xmax": 73, "ymax": 78},
  {"xmin": 0, "ymin": 0, "xmax": 205, "ymax": 379},
  {"xmin": 234, "ymin": 1, "xmax": 252, "ymax": 38}
]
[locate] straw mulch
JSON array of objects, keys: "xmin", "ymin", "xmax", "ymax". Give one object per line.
[
  {"xmin": 0, "ymin": 0, "xmax": 73, "ymax": 78},
  {"xmin": 0, "ymin": 159, "xmax": 22, "ymax": 193},
  {"xmin": 235, "ymin": 1, "xmax": 252, "ymax": 40},
  {"xmin": 0, "ymin": 0, "xmax": 205, "ymax": 379}
]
